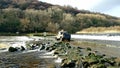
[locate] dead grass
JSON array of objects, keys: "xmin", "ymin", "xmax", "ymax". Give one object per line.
[{"xmin": 77, "ymin": 26, "xmax": 120, "ymax": 34}]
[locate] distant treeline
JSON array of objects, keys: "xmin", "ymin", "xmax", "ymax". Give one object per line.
[{"xmin": 0, "ymin": 0, "xmax": 120, "ymax": 33}]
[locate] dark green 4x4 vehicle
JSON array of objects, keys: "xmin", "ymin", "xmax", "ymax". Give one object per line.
[{"xmin": 55, "ymin": 30, "xmax": 71, "ymax": 41}]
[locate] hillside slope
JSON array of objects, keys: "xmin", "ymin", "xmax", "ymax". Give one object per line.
[{"xmin": 0, "ymin": 0, "xmax": 120, "ymax": 33}]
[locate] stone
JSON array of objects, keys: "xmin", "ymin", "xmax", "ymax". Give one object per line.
[
  {"xmin": 90, "ymin": 64, "xmax": 106, "ymax": 68},
  {"xmin": 39, "ymin": 45, "xmax": 45, "ymax": 50},
  {"xmin": 21, "ymin": 46, "xmax": 25, "ymax": 51},
  {"xmin": 86, "ymin": 47, "xmax": 92, "ymax": 51},
  {"xmin": 8, "ymin": 47, "xmax": 18, "ymax": 52}
]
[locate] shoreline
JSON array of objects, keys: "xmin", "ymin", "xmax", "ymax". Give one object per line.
[{"xmin": 71, "ymin": 40, "xmax": 120, "ymax": 57}]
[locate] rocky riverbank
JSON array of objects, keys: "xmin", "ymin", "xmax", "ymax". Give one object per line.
[
  {"xmin": 0, "ymin": 36, "xmax": 120, "ymax": 68},
  {"xmin": 46, "ymin": 42, "xmax": 120, "ymax": 68}
]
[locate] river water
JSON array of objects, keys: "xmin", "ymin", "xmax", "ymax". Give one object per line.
[
  {"xmin": 0, "ymin": 36, "xmax": 33, "ymax": 43},
  {"xmin": 71, "ymin": 34, "xmax": 120, "ymax": 57},
  {"xmin": 0, "ymin": 34, "xmax": 120, "ymax": 49},
  {"xmin": 71, "ymin": 34, "xmax": 120, "ymax": 48},
  {"xmin": 0, "ymin": 36, "xmax": 60, "ymax": 68},
  {"xmin": 0, "ymin": 36, "xmax": 33, "ymax": 48}
]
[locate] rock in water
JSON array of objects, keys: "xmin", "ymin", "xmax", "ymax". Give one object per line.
[
  {"xmin": 21, "ymin": 46, "xmax": 25, "ymax": 51},
  {"xmin": 8, "ymin": 47, "xmax": 18, "ymax": 52}
]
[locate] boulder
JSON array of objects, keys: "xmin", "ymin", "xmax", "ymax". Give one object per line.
[
  {"xmin": 21, "ymin": 46, "xmax": 25, "ymax": 51},
  {"xmin": 90, "ymin": 64, "xmax": 106, "ymax": 68},
  {"xmin": 86, "ymin": 47, "xmax": 92, "ymax": 51},
  {"xmin": 8, "ymin": 47, "xmax": 18, "ymax": 52},
  {"xmin": 61, "ymin": 59, "xmax": 76, "ymax": 68},
  {"xmin": 39, "ymin": 45, "xmax": 45, "ymax": 50}
]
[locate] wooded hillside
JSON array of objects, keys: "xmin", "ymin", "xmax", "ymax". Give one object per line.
[{"xmin": 0, "ymin": 0, "xmax": 120, "ymax": 33}]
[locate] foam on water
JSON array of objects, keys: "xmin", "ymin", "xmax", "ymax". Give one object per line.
[
  {"xmin": 106, "ymin": 45, "xmax": 120, "ymax": 48},
  {"xmin": 15, "ymin": 36, "xmax": 34, "ymax": 41},
  {"xmin": 54, "ymin": 57, "xmax": 62, "ymax": 63},
  {"xmin": 22, "ymin": 49, "xmax": 38, "ymax": 53},
  {"xmin": 39, "ymin": 55, "xmax": 58, "ymax": 58},
  {"xmin": 44, "ymin": 50, "xmax": 55, "ymax": 55},
  {"xmin": 38, "ymin": 50, "xmax": 59, "ymax": 58},
  {"xmin": 0, "ymin": 36, "xmax": 35, "ymax": 52}
]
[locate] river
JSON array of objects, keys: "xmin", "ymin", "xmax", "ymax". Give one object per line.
[
  {"xmin": 71, "ymin": 34, "xmax": 120, "ymax": 48},
  {"xmin": 0, "ymin": 34, "xmax": 120, "ymax": 49},
  {"xmin": 0, "ymin": 35, "xmax": 120, "ymax": 67},
  {"xmin": 0, "ymin": 36, "xmax": 60, "ymax": 68}
]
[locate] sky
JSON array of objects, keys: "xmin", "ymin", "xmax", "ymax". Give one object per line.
[{"xmin": 39, "ymin": 0, "xmax": 120, "ymax": 17}]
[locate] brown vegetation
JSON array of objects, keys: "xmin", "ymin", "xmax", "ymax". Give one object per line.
[
  {"xmin": 0, "ymin": 0, "xmax": 120, "ymax": 33},
  {"xmin": 77, "ymin": 26, "xmax": 120, "ymax": 34}
]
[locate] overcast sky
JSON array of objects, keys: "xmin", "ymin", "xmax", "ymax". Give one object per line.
[{"xmin": 39, "ymin": 0, "xmax": 120, "ymax": 17}]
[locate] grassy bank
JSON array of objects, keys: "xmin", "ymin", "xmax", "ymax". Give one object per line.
[{"xmin": 76, "ymin": 26, "xmax": 120, "ymax": 34}]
